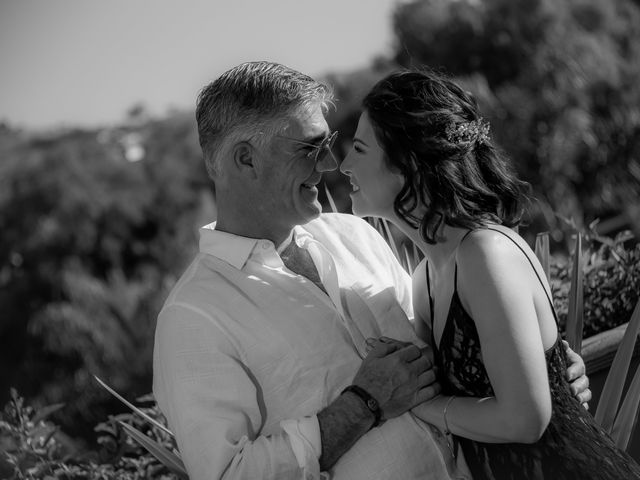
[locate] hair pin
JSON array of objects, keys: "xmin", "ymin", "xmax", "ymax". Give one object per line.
[{"xmin": 445, "ymin": 118, "xmax": 490, "ymax": 146}]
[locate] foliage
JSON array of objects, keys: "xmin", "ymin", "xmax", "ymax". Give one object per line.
[
  {"xmin": 0, "ymin": 114, "xmax": 209, "ymax": 440},
  {"xmin": 2, "ymin": 0, "xmax": 640, "ymax": 457},
  {"xmin": 0, "ymin": 389, "xmax": 180, "ymax": 479},
  {"xmin": 597, "ymin": 300, "xmax": 640, "ymax": 448},
  {"xmin": 328, "ymin": 0, "xmax": 640, "ymax": 242},
  {"xmin": 551, "ymin": 232, "xmax": 640, "ymax": 338}
]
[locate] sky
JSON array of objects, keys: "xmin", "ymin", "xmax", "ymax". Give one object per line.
[{"xmin": 0, "ymin": 0, "xmax": 399, "ymax": 130}]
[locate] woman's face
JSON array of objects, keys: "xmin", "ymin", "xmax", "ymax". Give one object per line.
[{"xmin": 340, "ymin": 111, "xmax": 405, "ymax": 219}]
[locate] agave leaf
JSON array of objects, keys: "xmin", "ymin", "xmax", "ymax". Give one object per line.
[
  {"xmin": 323, "ymin": 183, "xmax": 338, "ymax": 213},
  {"xmin": 534, "ymin": 232, "xmax": 550, "ymax": 283},
  {"xmin": 380, "ymin": 218, "xmax": 401, "ymax": 262},
  {"xmin": 370, "ymin": 217, "xmax": 384, "ymax": 239},
  {"xmin": 595, "ymin": 301, "xmax": 640, "ymax": 433},
  {"xmin": 401, "ymin": 244, "xmax": 413, "ymax": 274},
  {"xmin": 31, "ymin": 403, "xmax": 65, "ymax": 425},
  {"xmin": 565, "ymin": 233, "xmax": 584, "ymax": 354},
  {"xmin": 611, "ymin": 342, "xmax": 640, "ymax": 450},
  {"xmin": 412, "ymin": 242, "xmax": 422, "ymax": 265},
  {"xmin": 119, "ymin": 421, "xmax": 188, "ymax": 479},
  {"xmin": 94, "ymin": 375, "xmax": 174, "ymax": 437}
]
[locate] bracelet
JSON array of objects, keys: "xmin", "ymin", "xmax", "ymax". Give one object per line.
[
  {"xmin": 341, "ymin": 385, "xmax": 383, "ymax": 428},
  {"xmin": 443, "ymin": 395, "xmax": 456, "ymax": 435}
]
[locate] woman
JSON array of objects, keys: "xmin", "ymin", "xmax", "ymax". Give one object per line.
[{"xmin": 340, "ymin": 69, "xmax": 640, "ymax": 479}]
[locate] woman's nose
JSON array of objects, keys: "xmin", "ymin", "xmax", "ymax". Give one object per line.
[{"xmin": 339, "ymin": 151, "xmax": 352, "ymax": 175}]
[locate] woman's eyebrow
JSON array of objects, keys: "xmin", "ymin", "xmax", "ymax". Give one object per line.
[{"xmin": 353, "ymin": 136, "xmax": 369, "ymax": 147}]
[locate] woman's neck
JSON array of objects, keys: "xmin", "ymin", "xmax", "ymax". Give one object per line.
[{"xmin": 389, "ymin": 213, "xmax": 471, "ymax": 272}]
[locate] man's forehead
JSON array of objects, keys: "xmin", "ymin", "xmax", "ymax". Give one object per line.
[{"xmin": 283, "ymin": 105, "xmax": 329, "ymax": 139}]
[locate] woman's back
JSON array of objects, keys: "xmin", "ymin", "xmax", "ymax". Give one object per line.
[{"xmin": 430, "ymin": 227, "xmax": 640, "ymax": 479}]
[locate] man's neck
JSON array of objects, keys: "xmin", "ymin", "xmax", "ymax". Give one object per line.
[{"xmin": 215, "ymin": 213, "xmax": 293, "ymax": 248}]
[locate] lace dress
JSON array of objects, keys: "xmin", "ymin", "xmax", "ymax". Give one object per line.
[{"xmin": 427, "ymin": 227, "xmax": 640, "ymax": 480}]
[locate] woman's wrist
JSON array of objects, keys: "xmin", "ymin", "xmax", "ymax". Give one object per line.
[
  {"xmin": 443, "ymin": 395, "xmax": 456, "ymax": 435},
  {"xmin": 411, "ymin": 394, "xmax": 450, "ymax": 428}
]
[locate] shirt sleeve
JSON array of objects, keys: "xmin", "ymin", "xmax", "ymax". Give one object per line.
[
  {"xmin": 280, "ymin": 416, "xmax": 323, "ymax": 478},
  {"xmin": 153, "ymin": 303, "xmax": 322, "ymax": 480}
]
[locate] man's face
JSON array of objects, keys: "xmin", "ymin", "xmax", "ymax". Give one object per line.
[{"xmin": 256, "ymin": 105, "xmax": 337, "ymax": 235}]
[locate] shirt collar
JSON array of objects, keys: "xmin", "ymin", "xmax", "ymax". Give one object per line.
[
  {"xmin": 198, "ymin": 222, "xmax": 315, "ymax": 270},
  {"xmin": 276, "ymin": 225, "xmax": 314, "ymax": 253}
]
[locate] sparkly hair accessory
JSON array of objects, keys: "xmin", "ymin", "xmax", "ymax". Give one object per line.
[{"xmin": 445, "ymin": 118, "xmax": 490, "ymax": 146}]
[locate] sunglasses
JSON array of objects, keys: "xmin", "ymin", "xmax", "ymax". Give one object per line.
[{"xmin": 276, "ymin": 130, "xmax": 339, "ymax": 164}]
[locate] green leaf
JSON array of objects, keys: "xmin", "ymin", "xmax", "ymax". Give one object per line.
[
  {"xmin": 611, "ymin": 337, "xmax": 640, "ymax": 450},
  {"xmin": 534, "ymin": 232, "xmax": 550, "ymax": 283},
  {"xmin": 412, "ymin": 242, "xmax": 422, "ymax": 266},
  {"xmin": 401, "ymin": 243, "xmax": 411, "ymax": 274},
  {"xmin": 595, "ymin": 300, "xmax": 640, "ymax": 433},
  {"xmin": 31, "ymin": 403, "xmax": 65, "ymax": 425},
  {"xmin": 566, "ymin": 233, "xmax": 584, "ymax": 354},
  {"xmin": 119, "ymin": 421, "xmax": 188, "ymax": 479},
  {"xmin": 94, "ymin": 375, "xmax": 174, "ymax": 437},
  {"xmin": 324, "ymin": 184, "xmax": 338, "ymax": 213},
  {"xmin": 379, "ymin": 218, "xmax": 401, "ymax": 263}
]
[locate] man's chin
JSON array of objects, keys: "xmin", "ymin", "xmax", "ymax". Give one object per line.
[{"xmin": 296, "ymin": 202, "xmax": 323, "ymax": 225}]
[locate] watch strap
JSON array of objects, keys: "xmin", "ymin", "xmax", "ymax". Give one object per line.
[{"xmin": 341, "ymin": 385, "xmax": 382, "ymax": 428}]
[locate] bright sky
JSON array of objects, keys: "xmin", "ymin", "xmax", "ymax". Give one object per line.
[{"xmin": 0, "ymin": 0, "xmax": 399, "ymax": 130}]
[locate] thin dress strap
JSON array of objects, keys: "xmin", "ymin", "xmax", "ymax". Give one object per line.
[
  {"xmin": 455, "ymin": 227, "xmax": 559, "ymax": 328},
  {"xmin": 453, "ymin": 230, "xmax": 476, "ymax": 287}
]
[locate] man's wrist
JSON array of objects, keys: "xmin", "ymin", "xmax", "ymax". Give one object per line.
[
  {"xmin": 317, "ymin": 388, "xmax": 379, "ymax": 470},
  {"xmin": 341, "ymin": 385, "xmax": 382, "ymax": 429}
]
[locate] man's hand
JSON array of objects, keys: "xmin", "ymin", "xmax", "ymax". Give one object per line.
[
  {"xmin": 563, "ymin": 340, "xmax": 592, "ymax": 410},
  {"xmin": 352, "ymin": 337, "xmax": 440, "ymax": 420}
]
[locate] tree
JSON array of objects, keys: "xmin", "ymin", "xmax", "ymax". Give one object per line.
[
  {"xmin": 0, "ymin": 113, "xmax": 210, "ymax": 440},
  {"xmin": 390, "ymin": 0, "xmax": 640, "ymax": 241}
]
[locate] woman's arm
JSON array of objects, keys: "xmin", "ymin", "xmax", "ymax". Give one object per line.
[{"xmin": 412, "ymin": 231, "xmax": 553, "ymax": 443}]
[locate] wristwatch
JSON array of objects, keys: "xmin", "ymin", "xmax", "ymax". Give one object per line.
[{"xmin": 341, "ymin": 385, "xmax": 383, "ymax": 428}]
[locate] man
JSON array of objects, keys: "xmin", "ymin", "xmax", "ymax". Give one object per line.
[{"xmin": 153, "ymin": 61, "xmax": 590, "ymax": 480}]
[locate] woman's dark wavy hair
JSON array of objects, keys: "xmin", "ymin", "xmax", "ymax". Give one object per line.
[{"xmin": 363, "ymin": 69, "xmax": 531, "ymax": 244}]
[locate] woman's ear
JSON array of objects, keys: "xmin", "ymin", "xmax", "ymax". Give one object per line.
[{"xmin": 232, "ymin": 141, "xmax": 258, "ymax": 178}]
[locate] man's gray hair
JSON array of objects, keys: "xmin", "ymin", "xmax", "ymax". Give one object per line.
[{"xmin": 196, "ymin": 61, "xmax": 334, "ymax": 178}]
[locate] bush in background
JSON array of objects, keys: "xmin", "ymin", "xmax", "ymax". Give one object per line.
[
  {"xmin": 0, "ymin": 389, "xmax": 179, "ymax": 480},
  {"xmin": 552, "ymin": 231, "xmax": 640, "ymax": 338}
]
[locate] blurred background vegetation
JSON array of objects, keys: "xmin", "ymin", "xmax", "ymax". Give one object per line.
[{"xmin": 1, "ymin": 0, "xmax": 639, "ymax": 454}]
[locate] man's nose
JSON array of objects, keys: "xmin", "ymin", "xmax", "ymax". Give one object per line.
[{"xmin": 316, "ymin": 150, "xmax": 339, "ymax": 172}]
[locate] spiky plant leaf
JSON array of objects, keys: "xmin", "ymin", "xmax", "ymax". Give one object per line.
[
  {"xmin": 566, "ymin": 233, "xmax": 584, "ymax": 354},
  {"xmin": 595, "ymin": 300, "xmax": 640, "ymax": 433},
  {"xmin": 534, "ymin": 232, "xmax": 550, "ymax": 283},
  {"xmin": 379, "ymin": 218, "xmax": 402, "ymax": 262},
  {"xmin": 324, "ymin": 183, "xmax": 338, "ymax": 213},
  {"xmin": 94, "ymin": 375, "xmax": 174, "ymax": 437},
  {"xmin": 611, "ymin": 328, "xmax": 640, "ymax": 450},
  {"xmin": 402, "ymin": 244, "xmax": 412, "ymax": 274},
  {"xmin": 119, "ymin": 421, "xmax": 188, "ymax": 479}
]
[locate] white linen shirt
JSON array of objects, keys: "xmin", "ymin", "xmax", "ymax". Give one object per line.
[{"xmin": 153, "ymin": 213, "xmax": 469, "ymax": 480}]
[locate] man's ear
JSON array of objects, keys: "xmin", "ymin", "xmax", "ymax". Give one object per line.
[{"xmin": 232, "ymin": 141, "xmax": 258, "ymax": 178}]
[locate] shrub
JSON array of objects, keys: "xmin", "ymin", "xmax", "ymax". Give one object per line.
[
  {"xmin": 0, "ymin": 389, "xmax": 179, "ymax": 480},
  {"xmin": 551, "ymin": 233, "xmax": 640, "ymax": 338}
]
